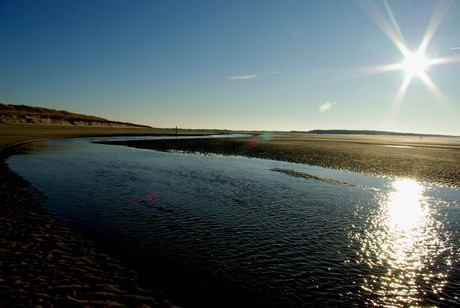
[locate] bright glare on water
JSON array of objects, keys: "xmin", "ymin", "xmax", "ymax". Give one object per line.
[
  {"xmin": 7, "ymin": 137, "xmax": 460, "ymax": 307},
  {"xmin": 388, "ymin": 179, "xmax": 424, "ymax": 229},
  {"xmin": 352, "ymin": 179, "xmax": 457, "ymax": 307}
]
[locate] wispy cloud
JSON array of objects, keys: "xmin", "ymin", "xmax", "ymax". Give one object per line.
[
  {"xmin": 450, "ymin": 47, "xmax": 460, "ymax": 50},
  {"xmin": 228, "ymin": 74, "xmax": 257, "ymax": 80},
  {"xmin": 319, "ymin": 101, "xmax": 335, "ymax": 112}
]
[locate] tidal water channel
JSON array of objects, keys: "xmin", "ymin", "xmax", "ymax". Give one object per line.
[{"xmin": 7, "ymin": 136, "xmax": 460, "ymax": 307}]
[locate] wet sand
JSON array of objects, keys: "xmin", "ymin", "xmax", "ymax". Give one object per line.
[
  {"xmin": 101, "ymin": 133, "xmax": 460, "ymax": 189},
  {"xmin": 1, "ymin": 125, "xmax": 459, "ymax": 306},
  {"xmin": 0, "ymin": 124, "xmax": 190, "ymax": 307},
  {"xmin": 0, "ymin": 123, "xmax": 214, "ymax": 149}
]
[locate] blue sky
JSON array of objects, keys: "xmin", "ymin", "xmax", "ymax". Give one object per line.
[{"xmin": 1, "ymin": 0, "xmax": 459, "ymax": 135}]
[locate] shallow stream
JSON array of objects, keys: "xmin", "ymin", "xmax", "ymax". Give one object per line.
[{"xmin": 7, "ymin": 136, "xmax": 460, "ymax": 307}]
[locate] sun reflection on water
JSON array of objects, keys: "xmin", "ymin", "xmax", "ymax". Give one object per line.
[
  {"xmin": 353, "ymin": 178, "xmax": 453, "ymax": 306},
  {"xmin": 387, "ymin": 179, "xmax": 423, "ymax": 229}
]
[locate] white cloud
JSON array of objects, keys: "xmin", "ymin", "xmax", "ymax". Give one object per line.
[
  {"xmin": 319, "ymin": 101, "xmax": 335, "ymax": 112},
  {"xmin": 228, "ymin": 74, "xmax": 257, "ymax": 80}
]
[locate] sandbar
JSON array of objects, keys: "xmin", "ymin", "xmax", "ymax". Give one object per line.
[
  {"xmin": 1, "ymin": 125, "xmax": 459, "ymax": 306},
  {"xmin": 101, "ymin": 133, "xmax": 460, "ymax": 189}
]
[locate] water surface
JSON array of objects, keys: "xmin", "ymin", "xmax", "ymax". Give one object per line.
[{"xmin": 7, "ymin": 137, "xmax": 460, "ymax": 307}]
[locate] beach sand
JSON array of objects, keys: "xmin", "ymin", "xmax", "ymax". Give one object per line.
[
  {"xmin": 1, "ymin": 125, "xmax": 459, "ymax": 306},
  {"xmin": 0, "ymin": 124, "xmax": 188, "ymax": 307},
  {"xmin": 102, "ymin": 133, "xmax": 460, "ymax": 189},
  {"xmin": 0, "ymin": 123, "xmax": 214, "ymax": 149}
]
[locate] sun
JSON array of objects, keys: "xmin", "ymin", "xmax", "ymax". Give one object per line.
[
  {"xmin": 351, "ymin": 1, "xmax": 460, "ymax": 131},
  {"xmin": 401, "ymin": 52, "xmax": 429, "ymax": 78}
]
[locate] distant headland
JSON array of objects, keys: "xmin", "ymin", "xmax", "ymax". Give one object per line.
[
  {"xmin": 1, "ymin": 103, "xmax": 457, "ymax": 138},
  {"xmin": 0, "ymin": 103, "xmax": 150, "ymax": 128}
]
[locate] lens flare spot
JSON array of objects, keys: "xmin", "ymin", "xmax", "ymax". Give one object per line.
[
  {"xmin": 132, "ymin": 196, "xmax": 141, "ymax": 204},
  {"xmin": 249, "ymin": 132, "xmax": 273, "ymax": 148},
  {"xmin": 147, "ymin": 190, "xmax": 159, "ymax": 201},
  {"xmin": 249, "ymin": 138, "xmax": 259, "ymax": 148}
]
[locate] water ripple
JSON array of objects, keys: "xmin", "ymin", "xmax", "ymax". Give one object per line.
[{"xmin": 7, "ymin": 138, "xmax": 460, "ymax": 307}]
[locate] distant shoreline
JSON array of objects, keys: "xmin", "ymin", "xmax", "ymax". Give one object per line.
[
  {"xmin": 99, "ymin": 133, "xmax": 460, "ymax": 189},
  {"xmin": 300, "ymin": 129, "xmax": 459, "ymax": 138}
]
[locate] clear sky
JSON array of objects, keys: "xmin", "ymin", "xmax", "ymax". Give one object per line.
[{"xmin": 1, "ymin": 0, "xmax": 459, "ymax": 135}]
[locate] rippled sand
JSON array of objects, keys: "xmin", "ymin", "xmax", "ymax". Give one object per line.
[
  {"xmin": 103, "ymin": 133, "xmax": 460, "ymax": 189},
  {"xmin": 0, "ymin": 124, "xmax": 185, "ymax": 307},
  {"xmin": 1, "ymin": 124, "xmax": 459, "ymax": 306}
]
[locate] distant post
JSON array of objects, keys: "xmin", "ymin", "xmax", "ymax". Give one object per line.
[{"xmin": 176, "ymin": 126, "xmax": 178, "ymax": 138}]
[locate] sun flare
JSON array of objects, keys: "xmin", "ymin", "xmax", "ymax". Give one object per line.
[
  {"xmin": 355, "ymin": 0, "xmax": 460, "ymax": 130},
  {"xmin": 401, "ymin": 52, "xmax": 429, "ymax": 78}
]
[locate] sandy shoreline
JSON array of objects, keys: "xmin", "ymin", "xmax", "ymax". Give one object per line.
[
  {"xmin": 1, "ymin": 125, "xmax": 459, "ymax": 306},
  {"xmin": 0, "ymin": 125, "xmax": 190, "ymax": 307},
  {"xmin": 101, "ymin": 133, "xmax": 460, "ymax": 189},
  {"xmin": 0, "ymin": 159, "xmax": 175, "ymax": 307}
]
